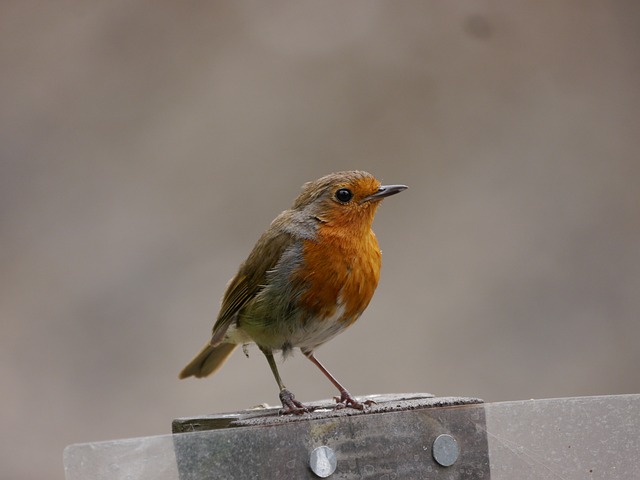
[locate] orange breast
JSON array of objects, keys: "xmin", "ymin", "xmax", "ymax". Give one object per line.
[{"xmin": 296, "ymin": 227, "xmax": 382, "ymax": 325}]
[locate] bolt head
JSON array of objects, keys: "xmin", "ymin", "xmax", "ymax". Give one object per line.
[
  {"xmin": 309, "ymin": 446, "xmax": 337, "ymax": 478},
  {"xmin": 432, "ymin": 434, "xmax": 459, "ymax": 467}
]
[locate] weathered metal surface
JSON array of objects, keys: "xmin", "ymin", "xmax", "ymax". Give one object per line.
[
  {"xmin": 172, "ymin": 393, "xmax": 483, "ymax": 432},
  {"xmin": 172, "ymin": 395, "xmax": 489, "ymax": 479},
  {"xmin": 64, "ymin": 394, "xmax": 640, "ymax": 480}
]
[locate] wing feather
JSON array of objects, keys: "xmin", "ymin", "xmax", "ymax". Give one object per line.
[{"xmin": 210, "ymin": 226, "xmax": 293, "ymax": 345}]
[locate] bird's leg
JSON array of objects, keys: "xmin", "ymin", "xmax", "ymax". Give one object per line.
[
  {"xmin": 303, "ymin": 351, "xmax": 374, "ymax": 410},
  {"xmin": 261, "ymin": 348, "xmax": 312, "ymax": 415}
]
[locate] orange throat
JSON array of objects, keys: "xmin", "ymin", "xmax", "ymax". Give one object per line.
[{"xmin": 296, "ymin": 220, "xmax": 382, "ymax": 325}]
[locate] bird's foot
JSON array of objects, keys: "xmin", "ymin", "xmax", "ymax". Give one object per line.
[
  {"xmin": 279, "ymin": 389, "xmax": 314, "ymax": 415},
  {"xmin": 333, "ymin": 390, "xmax": 376, "ymax": 410}
]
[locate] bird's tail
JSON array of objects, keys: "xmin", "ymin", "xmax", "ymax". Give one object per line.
[{"xmin": 179, "ymin": 343, "xmax": 238, "ymax": 379}]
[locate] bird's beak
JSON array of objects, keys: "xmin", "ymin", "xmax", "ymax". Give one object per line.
[{"xmin": 360, "ymin": 184, "xmax": 408, "ymax": 203}]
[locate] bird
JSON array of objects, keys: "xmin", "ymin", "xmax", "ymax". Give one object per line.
[{"xmin": 179, "ymin": 170, "xmax": 407, "ymax": 414}]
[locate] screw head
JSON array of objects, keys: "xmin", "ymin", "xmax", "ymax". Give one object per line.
[
  {"xmin": 309, "ymin": 446, "xmax": 337, "ymax": 478},
  {"xmin": 432, "ymin": 434, "xmax": 459, "ymax": 467}
]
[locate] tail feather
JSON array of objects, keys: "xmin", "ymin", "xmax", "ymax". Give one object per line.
[{"xmin": 179, "ymin": 343, "xmax": 238, "ymax": 379}]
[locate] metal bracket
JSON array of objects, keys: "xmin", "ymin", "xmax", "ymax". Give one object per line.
[
  {"xmin": 172, "ymin": 394, "xmax": 488, "ymax": 478},
  {"xmin": 64, "ymin": 393, "xmax": 640, "ymax": 479}
]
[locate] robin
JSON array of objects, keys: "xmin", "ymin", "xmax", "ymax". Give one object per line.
[{"xmin": 179, "ymin": 170, "xmax": 407, "ymax": 414}]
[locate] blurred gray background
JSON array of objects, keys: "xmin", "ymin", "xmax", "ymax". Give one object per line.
[{"xmin": 2, "ymin": 2, "xmax": 639, "ymax": 479}]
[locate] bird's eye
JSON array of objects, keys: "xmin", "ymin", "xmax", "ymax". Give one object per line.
[{"xmin": 335, "ymin": 188, "xmax": 353, "ymax": 203}]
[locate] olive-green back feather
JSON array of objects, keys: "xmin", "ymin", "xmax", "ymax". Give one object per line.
[{"xmin": 210, "ymin": 226, "xmax": 294, "ymax": 345}]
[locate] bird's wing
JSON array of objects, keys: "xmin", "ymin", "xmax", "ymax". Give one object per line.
[{"xmin": 210, "ymin": 227, "xmax": 294, "ymax": 345}]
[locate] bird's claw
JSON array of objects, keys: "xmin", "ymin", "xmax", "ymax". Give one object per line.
[
  {"xmin": 279, "ymin": 389, "xmax": 314, "ymax": 415},
  {"xmin": 333, "ymin": 391, "xmax": 375, "ymax": 410}
]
